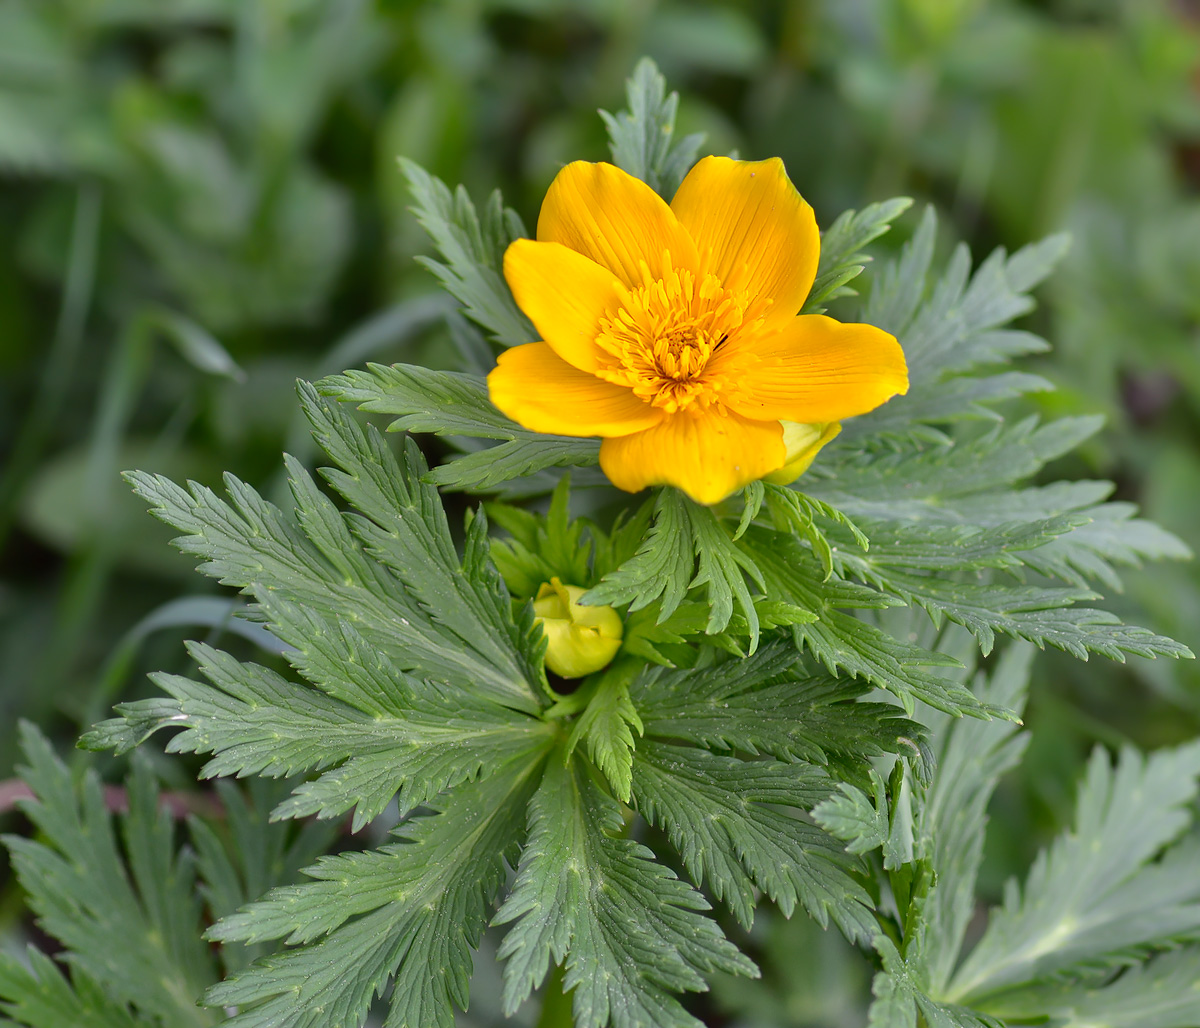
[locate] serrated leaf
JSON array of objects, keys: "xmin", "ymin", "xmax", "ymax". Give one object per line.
[
  {"xmin": 493, "ymin": 753, "xmax": 755, "ymax": 1027},
  {"xmin": 585, "ymin": 489, "xmax": 763, "ymax": 643},
  {"xmin": 817, "ymin": 416, "xmax": 1106, "ymax": 505},
  {"xmin": 399, "ymin": 159, "xmax": 533, "ymax": 347},
  {"xmin": 947, "ymin": 741, "xmax": 1200, "ymax": 1006},
  {"xmin": 583, "ymin": 488, "xmax": 694, "ymax": 617},
  {"xmin": 986, "ymin": 946, "xmax": 1200, "ymax": 1028},
  {"xmin": 0, "ymin": 950, "xmax": 141, "ymax": 1028},
  {"xmin": 206, "ymin": 750, "xmax": 545, "ymax": 1028},
  {"xmin": 2, "ymin": 725, "xmax": 214, "ymax": 1028},
  {"xmin": 918, "ymin": 644, "xmax": 1034, "ymax": 994},
  {"xmin": 632, "ymin": 642, "xmax": 926, "ymax": 767},
  {"xmin": 633, "ymin": 740, "xmax": 876, "ymax": 940},
  {"xmin": 143, "ymin": 638, "xmax": 550, "ymax": 831},
  {"xmin": 600, "ymin": 57, "xmax": 704, "ymax": 198},
  {"xmin": 566, "ymin": 660, "xmax": 644, "ymax": 803},
  {"xmin": 319, "ymin": 363, "xmax": 601, "ymax": 491},
  {"xmin": 869, "ymin": 937, "xmax": 1004, "ymax": 1028},
  {"xmin": 119, "ymin": 382, "xmax": 545, "ymax": 716},
  {"xmin": 738, "ymin": 529, "xmax": 997, "ymax": 718},
  {"xmin": 804, "ymin": 197, "xmax": 913, "ymax": 313}
]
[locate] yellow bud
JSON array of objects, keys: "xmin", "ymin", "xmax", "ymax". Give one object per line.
[
  {"xmin": 532, "ymin": 577, "xmax": 623, "ymax": 679},
  {"xmin": 763, "ymin": 421, "xmax": 842, "ymax": 486}
]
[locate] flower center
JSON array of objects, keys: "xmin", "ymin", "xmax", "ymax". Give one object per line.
[{"xmin": 593, "ymin": 265, "xmax": 764, "ymax": 414}]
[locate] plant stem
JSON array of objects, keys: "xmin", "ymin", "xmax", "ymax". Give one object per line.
[{"xmin": 535, "ymin": 964, "xmax": 574, "ymax": 1028}]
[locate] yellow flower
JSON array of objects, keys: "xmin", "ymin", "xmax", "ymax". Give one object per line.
[
  {"xmin": 488, "ymin": 157, "xmax": 908, "ymax": 505},
  {"xmin": 532, "ymin": 578, "xmax": 624, "ymax": 679}
]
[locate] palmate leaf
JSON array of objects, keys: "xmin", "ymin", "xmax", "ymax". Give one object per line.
[
  {"xmin": 830, "ymin": 532, "xmax": 1191, "ymax": 660},
  {"xmin": 565, "ymin": 659, "xmax": 645, "ymax": 803},
  {"xmin": 103, "ymin": 383, "xmax": 544, "ymax": 716},
  {"xmin": 207, "ymin": 748, "xmax": 547, "ymax": 1028},
  {"xmin": 0, "ymin": 950, "xmax": 141, "ymax": 1028},
  {"xmin": 845, "ymin": 207, "xmax": 1066, "ymax": 436},
  {"xmin": 988, "ymin": 946, "xmax": 1200, "ymax": 1028},
  {"xmin": 600, "ymin": 57, "xmax": 705, "ymax": 200},
  {"xmin": 817, "ymin": 416, "xmax": 1106, "ymax": 505},
  {"xmin": 806, "ymin": 418, "xmax": 1192, "ymax": 663},
  {"xmin": 493, "ymin": 750, "xmax": 755, "ymax": 1028},
  {"xmin": 189, "ymin": 779, "xmax": 340, "ymax": 975},
  {"xmin": 632, "ymin": 740, "xmax": 877, "ymax": 941},
  {"xmin": 630, "ymin": 641, "xmax": 926, "ymax": 770},
  {"xmin": 803, "ymin": 197, "xmax": 914, "ymax": 314},
  {"xmin": 584, "ymin": 488, "xmax": 764, "ymax": 644},
  {"xmin": 916, "ymin": 644, "xmax": 1034, "ymax": 996},
  {"xmin": 946, "ymin": 741, "xmax": 1200, "ymax": 1009},
  {"xmin": 0, "ymin": 736, "xmax": 349, "ymax": 1028},
  {"xmin": 117, "ymin": 637, "xmax": 551, "ymax": 832},
  {"xmin": 737, "ymin": 528, "xmax": 997, "ymax": 718},
  {"xmin": 870, "ymin": 938, "xmax": 1004, "ymax": 1028},
  {"xmin": 399, "ymin": 158, "xmax": 534, "ymax": 348},
  {"xmin": 320, "ymin": 363, "xmax": 601, "ymax": 491},
  {"xmin": 1, "ymin": 725, "xmax": 215, "ymax": 1028},
  {"xmin": 850, "ymin": 645, "xmax": 1034, "ymax": 1028}
]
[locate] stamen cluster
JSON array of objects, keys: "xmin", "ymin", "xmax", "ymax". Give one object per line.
[{"xmin": 594, "ymin": 263, "xmax": 764, "ymax": 414}]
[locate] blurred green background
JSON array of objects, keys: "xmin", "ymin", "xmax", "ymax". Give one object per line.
[{"xmin": 0, "ymin": 0, "xmax": 1197, "ymax": 1022}]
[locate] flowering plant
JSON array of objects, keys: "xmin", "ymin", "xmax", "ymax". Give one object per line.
[{"xmin": 5, "ymin": 59, "xmax": 1196, "ymax": 1028}]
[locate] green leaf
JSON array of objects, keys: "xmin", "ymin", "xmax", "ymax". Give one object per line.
[
  {"xmin": 739, "ymin": 528, "xmax": 996, "ymax": 718},
  {"xmin": 946, "ymin": 741, "xmax": 1200, "ymax": 1007},
  {"xmin": 986, "ymin": 946, "xmax": 1200, "ymax": 1028},
  {"xmin": 918, "ymin": 644, "xmax": 1034, "ymax": 994},
  {"xmin": 566, "ymin": 660, "xmax": 644, "ymax": 803},
  {"xmin": 117, "ymin": 382, "xmax": 545, "ymax": 716},
  {"xmin": 803, "ymin": 197, "xmax": 914, "ymax": 313},
  {"xmin": 206, "ymin": 749, "xmax": 546, "ymax": 1028},
  {"xmin": 321, "ymin": 363, "xmax": 600, "ymax": 491},
  {"xmin": 850, "ymin": 570, "xmax": 1192, "ymax": 661},
  {"xmin": 817, "ymin": 416, "xmax": 1106, "ymax": 506},
  {"xmin": 487, "ymin": 476, "xmax": 596, "ymax": 596},
  {"xmin": 2, "ymin": 724, "xmax": 214, "ymax": 1028},
  {"xmin": 190, "ymin": 779, "xmax": 340, "ymax": 975},
  {"xmin": 633, "ymin": 740, "xmax": 877, "ymax": 941},
  {"xmin": 298, "ymin": 382, "xmax": 548, "ymax": 695},
  {"xmin": 836, "ymin": 212, "xmax": 1069, "ymax": 435},
  {"xmin": 812, "ymin": 768, "xmax": 893, "ymax": 858},
  {"xmin": 870, "ymin": 209, "xmax": 1068, "ymax": 382},
  {"xmin": 632, "ymin": 642, "xmax": 926, "ymax": 768},
  {"xmin": 493, "ymin": 752, "xmax": 755, "ymax": 1027},
  {"xmin": 1015, "ymin": 501, "xmax": 1193, "ymax": 591},
  {"xmin": 398, "ymin": 158, "xmax": 534, "ymax": 348},
  {"xmin": 600, "ymin": 57, "xmax": 704, "ymax": 199},
  {"xmin": 869, "ymin": 937, "xmax": 1004, "ymax": 1028},
  {"xmin": 585, "ymin": 489, "xmax": 764, "ymax": 644},
  {"xmin": 0, "ymin": 950, "xmax": 141, "ymax": 1028},
  {"xmin": 140, "ymin": 637, "xmax": 551, "ymax": 831},
  {"xmin": 583, "ymin": 488, "xmax": 694, "ymax": 619},
  {"xmin": 322, "ymin": 363, "xmax": 524, "ymax": 438}
]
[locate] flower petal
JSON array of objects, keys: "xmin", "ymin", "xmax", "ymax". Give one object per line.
[
  {"xmin": 727, "ymin": 315, "xmax": 908, "ymax": 423},
  {"xmin": 503, "ymin": 239, "xmax": 623, "ymax": 373},
  {"xmin": 537, "ymin": 161, "xmax": 699, "ymax": 287},
  {"xmin": 670, "ymin": 156, "xmax": 819, "ymax": 327},
  {"xmin": 488, "ymin": 343, "xmax": 664, "ymax": 437},
  {"xmin": 599, "ymin": 410, "xmax": 784, "ymax": 505}
]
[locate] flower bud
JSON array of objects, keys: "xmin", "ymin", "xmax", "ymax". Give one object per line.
[
  {"xmin": 532, "ymin": 577, "xmax": 623, "ymax": 679},
  {"xmin": 764, "ymin": 421, "xmax": 841, "ymax": 485}
]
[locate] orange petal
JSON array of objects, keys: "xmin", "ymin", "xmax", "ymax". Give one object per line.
[
  {"xmin": 726, "ymin": 315, "xmax": 908, "ymax": 423},
  {"xmin": 670, "ymin": 156, "xmax": 819, "ymax": 327},
  {"xmin": 599, "ymin": 410, "xmax": 785, "ymax": 505},
  {"xmin": 537, "ymin": 161, "xmax": 699, "ymax": 287},
  {"xmin": 503, "ymin": 239, "xmax": 624, "ymax": 374},
  {"xmin": 487, "ymin": 343, "xmax": 664, "ymax": 438}
]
